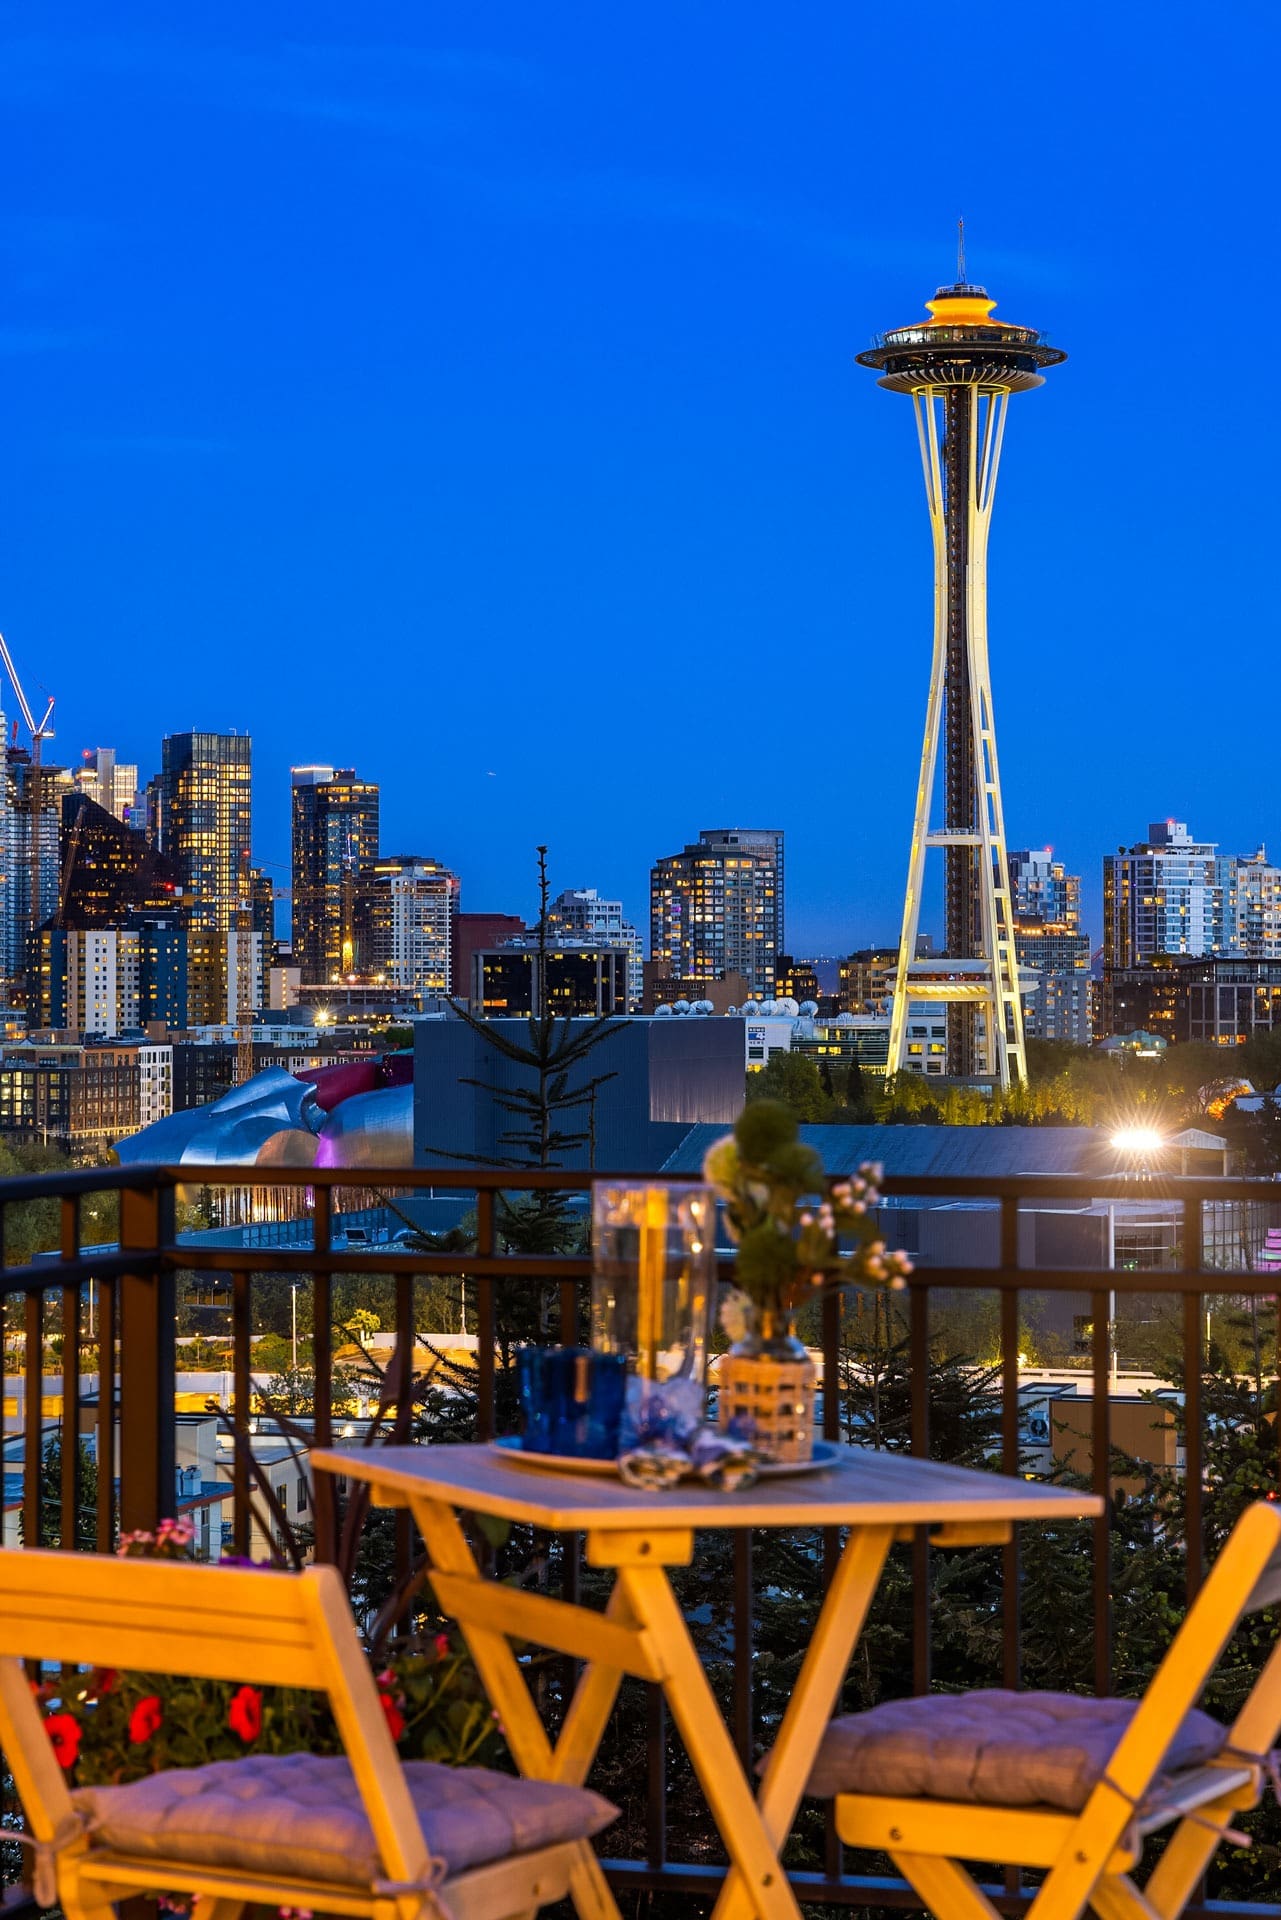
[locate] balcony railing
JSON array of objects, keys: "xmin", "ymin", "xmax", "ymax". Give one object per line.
[{"xmin": 2, "ymin": 1159, "xmax": 1280, "ymax": 1916}]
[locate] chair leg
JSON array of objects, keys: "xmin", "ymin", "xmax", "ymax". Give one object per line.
[
  {"xmin": 1087, "ymin": 1875, "xmax": 1161, "ymax": 1920},
  {"xmin": 1143, "ymin": 1806, "xmax": 1239, "ymax": 1920},
  {"xmin": 889, "ymin": 1851, "xmax": 1003, "ymax": 1920}
]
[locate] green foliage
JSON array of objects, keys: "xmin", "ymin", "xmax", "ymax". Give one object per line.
[{"xmin": 703, "ymin": 1100, "xmax": 909, "ymax": 1323}]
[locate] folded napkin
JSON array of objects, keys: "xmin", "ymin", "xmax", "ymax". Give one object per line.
[{"xmin": 618, "ymin": 1426, "xmax": 760, "ymax": 1492}]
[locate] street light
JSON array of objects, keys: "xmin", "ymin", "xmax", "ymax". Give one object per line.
[{"xmin": 1111, "ymin": 1126, "xmax": 1164, "ymax": 1159}]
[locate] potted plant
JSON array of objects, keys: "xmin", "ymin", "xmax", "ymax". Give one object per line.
[{"xmin": 702, "ymin": 1100, "xmax": 911, "ymax": 1460}]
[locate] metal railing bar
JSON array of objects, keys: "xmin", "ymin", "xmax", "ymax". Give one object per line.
[
  {"xmin": 166, "ymin": 1250, "xmax": 596, "ymax": 1279},
  {"xmin": 733, "ymin": 1531, "xmax": 753, "ymax": 1768},
  {"xmin": 474, "ymin": 1191, "xmax": 496, "ymax": 1444},
  {"xmin": 1091, "ymin": 1285, "xmax": 1112, "ymax": 1696},
  {"xmin": 95, "ymin": 1277, "xmax": 116, "ymax": 1554},
  {"xmin": 231, "ymin": 1270, "xmax": 251, "ymax": 1558},
  {"xmin": 22, "ymin": 1292, "xmax": 42, "ymax": 1552},
  {"xmin": 1183, "ymin": 1198, "xmax": 1205, "ymax": 1603},
  {"xmin": 909, "ymin": 1282, "xmax": 930, "ymax": 1695},
  {"xmin": 0, "ymin": 1251, "xmax": 159, "ymax": 1300},
  {"xmin": 59, "ymin": 1192, "xmax": 81, "ymax": 1557}
]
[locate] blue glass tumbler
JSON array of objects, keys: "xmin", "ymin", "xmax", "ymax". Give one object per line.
[{"xmin": 516, "ymin": 1346, "xmax": 627, "ymax": 1459}]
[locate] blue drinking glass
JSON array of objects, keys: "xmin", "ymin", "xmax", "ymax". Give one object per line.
[{"xmin": 516, "ymin": 1346, "xmax": 627, "ymax": 1459}]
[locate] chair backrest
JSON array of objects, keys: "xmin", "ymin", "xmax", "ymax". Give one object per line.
[
  {"xmin": 0, "ymin": 1548, "xmax": 435, "ymax": 1894},
  {"xmin": 1094, "ymin": 1501, "xmax": 1281, "ymax": 1813}
]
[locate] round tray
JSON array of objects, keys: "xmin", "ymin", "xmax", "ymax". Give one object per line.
[{"xmin": 491, "ymin": 1435, "xmax": 841, "ymax": 1480}]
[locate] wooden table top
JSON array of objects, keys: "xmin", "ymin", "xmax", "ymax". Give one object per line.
[{"xmin": 311, "ymin": 1441, "xmax": 1103, "ymax": 1534}]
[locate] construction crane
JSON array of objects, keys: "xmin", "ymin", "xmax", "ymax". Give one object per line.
[{"xmin": 0, "ymin": 632, "xmax": 56, "ymax": 939}]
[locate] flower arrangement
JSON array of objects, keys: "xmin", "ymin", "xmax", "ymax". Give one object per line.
[
  {"xmin": 39, "ymin": 1521, "xmax": 500, "ymax": 1789},
  {"xmin": 702, "ymin": 1099, "xmax": 912, "ymax": 1336}
]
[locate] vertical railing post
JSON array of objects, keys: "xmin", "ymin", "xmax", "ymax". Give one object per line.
[{"xmin": 117, "ymin": 1174, "xmax": 176, "ymax": 1535}]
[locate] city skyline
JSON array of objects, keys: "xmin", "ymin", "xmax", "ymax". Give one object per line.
[{"xmin": 1, "ymin": 12, "xmax": 1277, "ymax": 951}]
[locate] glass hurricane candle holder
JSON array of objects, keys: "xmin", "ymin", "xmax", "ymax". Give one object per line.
[{"xmin": 590, "ymin": 1182, "xmax": 716, "ymax": 1391}]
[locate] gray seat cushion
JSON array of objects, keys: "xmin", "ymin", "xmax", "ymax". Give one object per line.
[
  {"xmin": 801, "ymin": 1689, "xmax": 1226, "ymax": 1812},
  {"xmin": 74, "ymin": 1751, "xmax": 616, "ymax": 1886}
]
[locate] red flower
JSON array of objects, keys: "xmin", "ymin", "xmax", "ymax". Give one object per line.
[
  {"xmin": 379, "ymin": 1691, "xmax": 405, "ymax": 1742},
  {"xmin": 44, "ymin": 1712, "xmax": 81, "ymax": 1771},
  {"xmin": 433, "ymin": 1633, "xmax": 450, "ymax": 1659},
  {"xmin": 92, "ymin": 1668, "xmax": 119, "ymax": 1697},
  {"xmin": 228, "ymin": 1685, "xmax": 262, "ymax": 1744},
  {"xmin": 129, "ymin": 1695, "xmax": 163, "ymax": 1744}
]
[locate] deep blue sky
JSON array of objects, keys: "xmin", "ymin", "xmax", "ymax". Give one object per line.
[{"xmin": 0, "ymin": 5, "xmax": 1273, "ymax": 954}]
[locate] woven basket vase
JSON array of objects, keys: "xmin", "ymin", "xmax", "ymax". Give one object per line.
[{"xmin": 717, "ymin": 1328, "xmax": 817, "ymax": 1463}]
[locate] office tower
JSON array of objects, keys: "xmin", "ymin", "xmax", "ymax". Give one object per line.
[
  {"xmin": 472, "ymin": 943, "xmax": 628, "ymax": 1018},
  {"xmin": 1104, "ymin": 822, "xmax": 1234, "ymax": 969},
  {"xmin": 291, "ymin": 766, "xmax": 380, "ymax": 983},
  {"xmin": 1008, "ymin": 849, "xmax": 1081, "ymax": 928},
  {"xmin": 774, "ymin": 956, "xmax": 820, "ymax": 1004},
  {"xmin": 58, "ymin": 794, "xmax": 182, "ymax": 927},
  {"xmin": 161, "ymin": 732, "xmax": 252, "ymax": 933},
  {"xmin": 453, "ymin": 913, "xmax": 524, "ymax": 1002},
  {"xmin": 75, "ymin": 748, "xmax": 140, "ymax": 825},
  {"xmin": 649, "ymin": 828, "xmax": 783, "ymax": 999},
  {"xmin": 859, "ymin": 260, "xmax": 1065, "ymax": 1086},
  {"xmin": 355, "ymin": 854, "xmax": 458, "ymax": 1001},
  {"xmin": 546, "ymin": 888, "xmax": 643, "ymax": 1010}
]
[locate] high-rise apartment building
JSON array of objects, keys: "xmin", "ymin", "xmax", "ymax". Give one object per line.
[
  {"xmin": 1234, "ymin": 846, "xmax": 1281, "ymax": 958},
  {"xmin": 355, "ymin": 854, "xmax": 458, "ymax": 1002},
  {"xmin": 74, "ymin": 748, "xmax": 140, "ymax": 826},
  {"xmin": 36, "ymin": 918, "xmax": 187, "ymax": 1035},
  {"xmin": 650, "ymin": 828, "xmax": 783, "ymax": 999},
  {"xmin": 1104, "ymin": 822, "xmax": 1234, "ymax": 969},
  {"xmin": 1008, "ymin": 850, "xmax": 1081, "ymax": 928},
  {"xmin": 5, "ymin": 748, "xmax": 63, "ymax": 976},
  {"xmin": 1008, "ymin": 848, "xmax": 1090, "ymax": 1044},
  {"xmin": 161, "ymin": 732, "xmax": 252, "ymax": 934},
  {"xmin": 291, "ymin": 766, "xmax": 380, "ymax": 983},
  {"xmin": 546, "ymin": 888, "xmax": 643, "ymax": 1010}
]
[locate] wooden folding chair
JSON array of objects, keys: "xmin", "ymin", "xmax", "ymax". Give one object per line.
[
  {"xmin": 830, "ymin": 1499, "xmax": 1281, "ymax": 1920},
  {"xmin": 0, "ymin": 1548, "xmax": 616, "ymax": 1920}
]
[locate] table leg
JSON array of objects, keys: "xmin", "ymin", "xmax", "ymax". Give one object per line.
[
  {"xmin": 410, "ymin": 1498, "xmax": 624, "ymax": 1920},
  {"xmin": 616, "ymin": 1564, "xmax": 803, "ymax": 1920},
  {"xmin": 708, "ymin": 1523, "xmax": 896, "ymax": 1920}
]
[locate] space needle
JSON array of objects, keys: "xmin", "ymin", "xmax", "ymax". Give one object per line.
[{"xmin": 858, "ymin": 233, "xmax": 1065, "ymax": 1087}]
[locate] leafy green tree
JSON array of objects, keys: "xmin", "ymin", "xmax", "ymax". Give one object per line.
[{"xmin": 744, "ymin": 1050, "xmax": 833, "ymax": 1122}]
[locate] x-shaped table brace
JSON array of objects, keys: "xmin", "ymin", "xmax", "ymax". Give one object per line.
[{"xmin": 407, "ymin": 1495, "xmax": 949, "ymax": 1920}]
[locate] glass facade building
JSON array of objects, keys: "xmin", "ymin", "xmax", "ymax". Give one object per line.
[
  {"xmin": 291, "ymin": 766, "xmax": 380, "ymax": 983},
  {"xmin": 161, "ymin": 732, "xmax": 252, "ymax": 934}
]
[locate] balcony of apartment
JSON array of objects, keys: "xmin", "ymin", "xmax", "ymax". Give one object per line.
[{"xmin": 2, "ymin": 1158, "xmax": 1280, "ymax": 1917}]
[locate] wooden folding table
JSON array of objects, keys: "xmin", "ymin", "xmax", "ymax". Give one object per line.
[{"xmin": 312, "ymin": 1441, "xmax": 1101, "ymax": 1920}]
